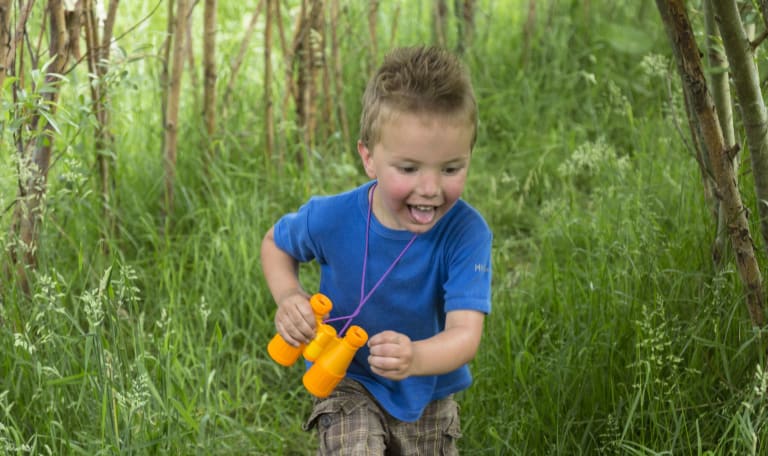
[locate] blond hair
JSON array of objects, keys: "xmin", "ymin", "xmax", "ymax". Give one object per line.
[{"xmin": 359, "ymin": 46, "xmax": 478, "ymax": 149}]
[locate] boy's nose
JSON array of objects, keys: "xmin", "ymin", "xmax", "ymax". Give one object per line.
[{"xmin": 417, "ymin": 171, "xmax": 440, "ymax": 197}]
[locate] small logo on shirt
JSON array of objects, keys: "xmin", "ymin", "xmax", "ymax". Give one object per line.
[{"xmin": 474, "ymin": 264, "xmax": 489, "ymax": 273}]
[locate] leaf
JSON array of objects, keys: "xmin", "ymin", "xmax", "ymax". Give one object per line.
[
  {"xmin": 2, "ymin": 76, "xmax": 17, "ymax": 90},
  {"xmin": 39, "ymin": 109, "xmax": 61, "ymax": 135}
]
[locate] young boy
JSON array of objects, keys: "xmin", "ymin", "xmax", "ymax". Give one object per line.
[{"xmin": 261, "ymin": 45, "xmax": 492, "ymax": 454}]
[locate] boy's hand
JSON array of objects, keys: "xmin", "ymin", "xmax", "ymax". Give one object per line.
[
  {"xmin": 274, "ymin": 290, "xmax": 316, "ymax": 347},
  {"xmin": 367, "ymin": 330, "xmax": 414, "ymax": 381}
]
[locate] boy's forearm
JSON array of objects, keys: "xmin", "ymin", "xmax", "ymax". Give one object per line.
[{"xmin": 410, "ymin": 310, "xmax": 485, "ymax": 376}]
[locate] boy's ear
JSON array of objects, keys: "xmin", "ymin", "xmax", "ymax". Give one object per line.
[{"xmin": 357, "ymin": 140, "xmax": 376, "ymax": 178}]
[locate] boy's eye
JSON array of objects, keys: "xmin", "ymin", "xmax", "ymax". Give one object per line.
[
  {"xmin": 398, "ymin": 166, "xmax": 417, "ymax": 174},
  {"xmin": 443, "ymin": 165, "xmax": 464, "ymax": 175}
]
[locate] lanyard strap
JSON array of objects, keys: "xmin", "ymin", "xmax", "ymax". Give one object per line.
[{"xmin": 324, "ymin": 183, "xmax": 418, "ymax": 336}]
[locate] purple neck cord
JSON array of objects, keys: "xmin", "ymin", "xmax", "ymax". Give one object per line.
[{"xmin": 324, "ymin": 184, "xmax": 418, "ymax": 336}]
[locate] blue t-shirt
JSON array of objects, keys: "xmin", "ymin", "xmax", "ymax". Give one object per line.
[{"xmin": 273, "ymin": 180, "xmax": 492, "ymax": 422}]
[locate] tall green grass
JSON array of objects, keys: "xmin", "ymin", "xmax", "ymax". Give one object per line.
[{"xmin": 3, "ymin": 1, "xmax": 768, "ymax": 454}]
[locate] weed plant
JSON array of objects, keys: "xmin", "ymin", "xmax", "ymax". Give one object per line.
[{"xmin": 2, "ymin": 1, "xmax": 768, "ymax": 454}]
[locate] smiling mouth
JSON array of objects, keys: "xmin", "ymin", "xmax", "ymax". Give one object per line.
[{"xmin": 409, "ymin": 204, "xmax": 437, "ymax": 224}]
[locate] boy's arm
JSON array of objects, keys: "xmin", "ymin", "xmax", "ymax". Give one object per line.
[
  {"xmin": 261, "ymin": 226, "xmax": 317, "ymax": 346},
  {"xmin": 367, "ymin": 309, "xmax": 485, "ymax": 380}
]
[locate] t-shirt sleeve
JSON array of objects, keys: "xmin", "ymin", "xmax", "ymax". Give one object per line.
[
  {"xmin": 442, "ymin": 215, "xmax": 493, "ymax": 314},
  {"xmin": 272, "ymin": 199, "xmax": 322, "ymax": 263}
]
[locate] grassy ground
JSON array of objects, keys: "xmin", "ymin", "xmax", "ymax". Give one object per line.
[{"xmin": 3, "ymin": 1, "xmax": 768, "ymax": 454}]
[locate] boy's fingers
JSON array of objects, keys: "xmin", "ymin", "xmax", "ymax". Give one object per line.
[
  {"xmin": 368, "ymin": 330, "xmax": 401, "ymax": 347},
  {"xmin": 275, "ymin": 299, "xmax": 317, "ymax": 345},
  {"xmin": 293, "ymin": 302, "xmax": 317, "ymax": 339}
]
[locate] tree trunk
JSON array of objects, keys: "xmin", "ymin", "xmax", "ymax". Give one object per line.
[
  {"xmin": 0, "ymin": 0, "xmax": 10, "ymax": 91},
  {"xmin": 273, "ymin": 0, "xmax": 289, "ymax": 98},
  {"xmin": 84, "ymin": 0, "xmax": 119, "ymax": 250},
  {"xmin": 203, "ymin": 0, "xmax": 217, "ymax": 166},
  {"xmin": 761, "ymin": 1, "xmax": 768, "ymax": 37},
  {"xmin": 386, "ymin": 3, "xmax": 400, "ymax": 51},
  {"xmin": 521, "ymin": 0, "xmax": 536, "ymax": 67},
  {"xmin": 433, "ymin": 0, "xmax": 448, "ymax": 48},
  {"xmin": 163, "ymin": 0, "xmax": 188, "ymax": 225},
  {"xmin": 320, "ymin": 15, "xmax": 333, "ymax": 147},
  {"xmin": 0, "ymin": 0, "xmax": 34, "ymax": 100},
  {"xmin": 184, "ymin": 6, "xmax": 199, "ymax": 109},
  {"xmin": 656, "ymin": 0, "xmax": 765, "ymax": 327},
  {"xmin": 223, "ymin": 0, "xmax": 263, "ymax": 109},
  {"xmin": 704, "ymin": 0, "xmax": 737, "ymax": 267},
  {"xmin": 292, "ymin": 0, "xmax": 312, "ymax": 165},
  {"xmin": 305, "ymin": 0, "xmax": 323, "ymax": 156},
  {"xmin": 159, "ymin": 0, "xmax": 176, "ymax": 157},
  {"xmin": 265, "ymin": 0, "xmax": 275, "ymax": 163},
  {"xmin": 300, "ymin": 0, "xmax": 312, "ymax": 162},
  {"xmin": 9, "ymin": 0, "xmax": 72, "ymax": 293},
  {"xmin": 455, "ymin": 0, "xmax": 474, "ymax": 54},
  {"xmin": 711, "ymin": 0, "xmax": 768, "ymax": 258},
  {"xmin": 65, "ymin": 1, "xmax": 82, "ymax": 60},
  {"xmin": 281, "ymin": 0, "xmax": 303, "ymax": 127},
  {"xmin": 367, "ymin": 0, "xmax": 378, "ymax": 75},
  {"xmin": 329, "ymin": 0, "xmax": 349, "ymax": 150}
]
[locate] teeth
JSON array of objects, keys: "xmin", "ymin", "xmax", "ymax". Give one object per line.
[{"xmin": 413, "ymin": 205, "xmax": 433, "ymax": 211}]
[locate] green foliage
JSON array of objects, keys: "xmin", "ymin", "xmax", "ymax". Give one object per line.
[{"xmin": 3, "ymin": 0, "xmax": 768, "ymax": 454}]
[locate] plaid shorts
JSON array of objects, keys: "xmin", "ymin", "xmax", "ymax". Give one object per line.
[{"xmin": 303, "ymin": 378, "xmax": 462, "ymax": 455}]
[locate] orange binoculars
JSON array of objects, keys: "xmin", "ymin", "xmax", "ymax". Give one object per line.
[{"xmin": 267, "ymin": 293, "xmax": 368, "ymax": 398}]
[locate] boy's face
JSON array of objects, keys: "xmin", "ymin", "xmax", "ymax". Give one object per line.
[{"xmin": 357, "ymin": 111, "xmax": 474, "ymax": 234}]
